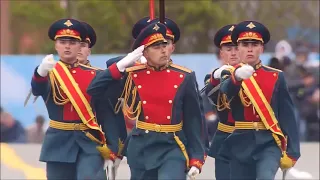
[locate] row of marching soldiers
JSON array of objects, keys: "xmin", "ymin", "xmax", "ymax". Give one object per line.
[{"xmin": 29, "ymin": 15, "xmax": 300, "ymax": 180}]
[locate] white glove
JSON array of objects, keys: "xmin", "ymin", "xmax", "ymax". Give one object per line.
[
  {"xmin": 213, "ymin": 65, "xmax": 232, "ymax": 79},
  {"xmin": 234, "ymin": 64, "xmax": 255, "ymax": 81},
  {"xmin": 139, "ymin": 56, "xmax": 147, "ymax": 64},
  {"xmin": 116, "ymin": 45, "xmax": 144, "ymax": 72},
  {"xmin": 187, "ymin": 166, "xmax": 200, "ymax": 180},
  {"xmin": 113, "ymin": 158, "xmax": 122, "ymax": 177},
  {"xmin": 104, "ymin": 159, "xmax": 114, "ymax": 180},
  {"xmin": 37, "ymin": 54, "xmax": 56, "ymax": 77}
]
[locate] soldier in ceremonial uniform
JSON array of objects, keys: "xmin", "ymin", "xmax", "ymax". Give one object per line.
[
  {"xmin": 218, "ymin": 21, "xmax": 300, "ymax": 179},
  {"xmin": 31, "ymin": 18, "xmax": 118, "ymax": 179},
  {"xmin": 103, "ymin": 17, "xmax": 158, "ymax": 160},
  {"xmin": 77, "ymin": 21, "xmax": 96, "ymax": 66},
  {"xmin": 159, "ymin": 16, "xmax": 210, "ymax": 156},
  {"xmin": 87, "ymin": 22, "xmax": 206, "ymax": 179},
  {"xmin": 205, "ymin": 24, "xmax": 240, "ymax": 180}
]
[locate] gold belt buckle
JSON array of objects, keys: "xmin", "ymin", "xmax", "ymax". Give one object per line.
[
  {"xmin": 74, "ymin": 123, "xmax": 81, "ymax": 130},
  {"xmin": 154, "ymin": 124, "xmax": 161, "ymax": 132},
  {"xmin": 253, "ymin": 122, "xmax": 259, "ymax": 131}
]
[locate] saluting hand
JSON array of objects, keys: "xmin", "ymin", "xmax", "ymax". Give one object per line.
[
  {"xmin": 37, "ymin": 54, "xmax": 57, "ymax": 77},
  {"xmin": 235, "ymin": 64, "xmax": 255, "ymax": 80},
  {"xmin": 116, "ymin": 45, "xmax": 144, "ymax": 72}
]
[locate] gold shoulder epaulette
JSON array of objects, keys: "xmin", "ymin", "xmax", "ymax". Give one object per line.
[
  {"xmin": 125, "ymin": 64, "xmax": 146, "ymax": 72},
  {"xmin": 79, "ymin": 64, "xmax": 103, "ymax": 70},
  {"xmin": 262, "ymin": 65, "xmax": 282, "ymax": 72},
  {"xmin": 170, "ymin": 64, "xmax": 192, "ymax": 73}
]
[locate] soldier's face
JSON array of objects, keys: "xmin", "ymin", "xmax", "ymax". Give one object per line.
[
  {"xmin": 166, "ymin": 39, "xmax": 175, "ymax": 58},
  {"xmin": 55, "ymin": 39, "xmax": 81, "ymax": 62},
  {"xmin": 238, "ymin": 41, "xmax": 264, "ymax": 65},
  {"xmin": 77, "ymin": 42, "xmax": 91, "ymax": 64},
  {"xmin": 143, "ymin": 42, "xmax": 169, "ymax": 67},
  {"xmin": 220, "ymin": 45, "xmax": 240, "ymax": 66}
]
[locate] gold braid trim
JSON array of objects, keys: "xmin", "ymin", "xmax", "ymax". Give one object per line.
[
  {"xmin": 49, "ymin": 71, "xmax": 70, "ymax": 105},
  {"xmin": 117, "ymin": 139, "xmax": 125, "ymax": 156},
  {"xmin": 239, "ymin": 88, "xmax": 251, "ymax": 107},
  {"xmin": 96, "ymin": 144, "xmax": 112, "ymax": 159},
  {"xmin": 114, "ymin": 72, "xmax": 142, "ymax": 120},
  {"xmin": 216, "ymin": 93, "xmax": 232, "ymax": 111},
  {"xmin": 173, "ymin": 133, "xmax": 190, "ymax": 168},
  {"xmin": 84, "ymin": 131, "xmax": 104, "ymax": 145}
]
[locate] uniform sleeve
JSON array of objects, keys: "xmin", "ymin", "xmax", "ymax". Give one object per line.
[
  {"xmin": 197, "ymin": 82, "xmax": 210, "ymax": 156},
  {"xmin": 121, "ymin": 131, "xmax": 132, "ymax": 157},
  {"xmin": 183, "ymin": 72, "xmax": 206, "ymax": 170},
  {"xmin": 87, "ymin": 63, "xmax": 123, "ymax": 98},
  {"xmin": 91, "ymin": 68, "xmax": 127, "ymax": 160},
  {"xmin": 31, "ymin": 66, "xmax": 50, "ymax": 96},
  {"xmin": 205, "ymin": 81, "xmax": 220, "ymax": 106},
  {"xmin": 278, "ymin": 72, "xmax": 301, "ymax": 161},
  {"xmin": 92, "ymin": 82, "xmax": 127, "ymax": 160}
]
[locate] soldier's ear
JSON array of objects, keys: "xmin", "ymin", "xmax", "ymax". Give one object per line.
[
  {"xmin": 143, "ymin": 49, "xmax": 148, "ymax": 58},
  {"xmin": 260, "ymin": 44, "xmax": 264, "ymax": 54},
  {"xmin": 219, "ymin": 49, "xmax": 224, "ymax": 60},
  {"xmin": 172, "ymin": 43, "xmax": 176, "ymax": 52},
  {"xmin": 54, "ymin": 41, "xmax": 58, "ymax": 52}
]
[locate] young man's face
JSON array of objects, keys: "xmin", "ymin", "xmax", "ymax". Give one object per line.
[
  {"xmin": 55, "ymin": 38, "xmax": 81, "ymax": 62},
  {"xmin": 77, "ymin": 42, "xmax": 91, "ymax": 64},
  {"xmin": 143, "ymin": 42, "xmax": 169, "ymax": 67},
  {"xmin": 238, "ymin": 41, "xmax": 264, "ymax": 65},
  {"xmin": 220, "ymin": 45, "xmax": 240, "ymax": 66}
]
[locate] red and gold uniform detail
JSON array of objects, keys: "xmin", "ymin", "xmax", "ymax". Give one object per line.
[
  {"xmin": 242, "ymin": 67, "xmax": 278, "ymax": 122},
  {"xmin": 131, "ymin": 68, "xmax": 185, "ymax": 124}
]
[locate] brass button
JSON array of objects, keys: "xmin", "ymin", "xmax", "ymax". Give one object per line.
[
  {"xmin": 168, "ymin": 100, "xmax": 172, "ymax": 104},
  {"xmin": 143, "ymin": 101, "xmax": 147, "ymax": 104},
  {"xmin": 138, "ymin": 85, "xmax": 142, "ymax": 89},
  {"xmin": 273, "ymin": 73, "xmax": 277, "ymax": 77},
  {"xmin": 91, "ymin": 71, "xmax": 94, "ymax": 74},
  {"xmin": 167, "ymin": 116, "xmax": 171, "ymax": 119},
  {"xmin": 167, "ymin": 70, "xmax": 170, "ymax": 73},
  {"xmin": 145, "ymin": 130, "xmax": 149, "ymax": 133},
  {"xmin": 256, "ymin": 115, "xmax": 259, "ymax": 118},
  {"xmin": 253, "ymin": 73, "xmax": 257, "ymax": 76},
  {"xmin": 145, "ymin": 116, "xmax": 149, "ymax": 120},
  {"xmin": 180, "ymin": 74, "xmax": 184, "ymax": 78},
  {"xmin": 133, "ymin": 74, "xmax": 137, "ymax": 77},
  {"xmin": 154, "ymin": 125, "xmax": 161, "ymax": 132},
  {"xmin": 146, "ymin": 71, "xmax": 150, "ymax": 74},
  {"xmin": 74, "ymin": 123, "xmax": 80, "ymax": 130},
  {"xmin": 72, "ymin": 70, "xmax": 76, "ymax": 74}
]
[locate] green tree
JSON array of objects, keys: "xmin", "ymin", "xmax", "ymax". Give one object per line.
[
  {"xmin": 10, "ymin": 1, "xmax": 67, "ymax": 54},
  {"xmin": 9, "ymin": 0, "xmax": 319, "ymax": 54}
]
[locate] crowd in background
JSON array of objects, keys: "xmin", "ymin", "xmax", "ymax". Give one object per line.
[
  {"xmin": 1, "ymin": 106, "xmax": 45, "ymax": 144},
  {"xmin": 1, "ymin": 40, "xmax": 319, "ymax": 144}
]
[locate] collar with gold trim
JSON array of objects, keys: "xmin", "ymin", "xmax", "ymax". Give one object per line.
[
  {"xmin": 84, "ymin": 60, "xmax": 91, "ymax": 67},
  {"xmin": 253, "ymin": 61, "xmax": 262, "ymax": 70},
  {"xmin": 146, "ymin": 60, "xmax": 173, "ymax": 71},
  {"xmin": 60, "ymin": 60, "xmax": 79, "ymax": 69}
]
